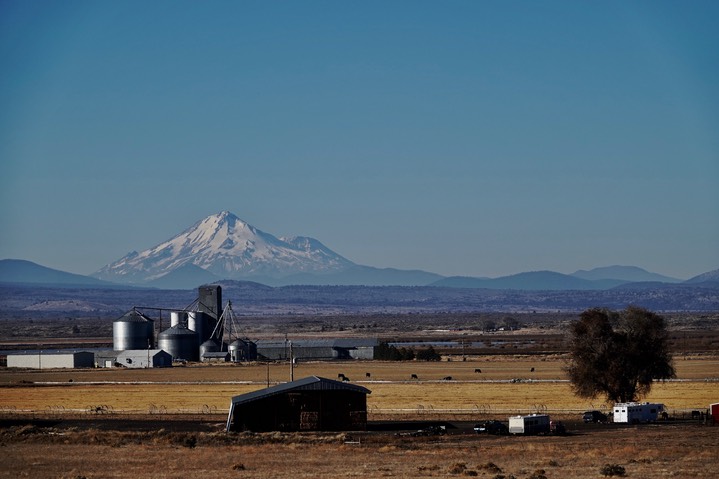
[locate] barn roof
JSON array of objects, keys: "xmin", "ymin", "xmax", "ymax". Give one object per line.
[
  {"xmin": 254, "ymin": 338, "xmax": 379, "ymax": 349},
  {"xmin": 116, "ymin": 349, "xmax": 169, "ymax": 360},
  {"xmin": 230, "ymin": 376, "xmax": 371, "ymax": 406},
  {"xmin": 333, "ymin": 338, "xmax": 379, "ymax": 348}
]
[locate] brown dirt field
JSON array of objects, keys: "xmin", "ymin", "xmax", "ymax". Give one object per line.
[{"xmin": 0, "ymin": 421, "xmax": 717, "ymax": 478}]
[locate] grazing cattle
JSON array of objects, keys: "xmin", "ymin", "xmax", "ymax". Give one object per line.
[
  {"xmin": 691, "ymin": 410, "xmax": 701, "ymax": 419},
  {"xmin": 530, "ymin": 367, "xmax": 535, "ymax": 372},
  {"xmin": 342, "ymin": 376, "xmax": 350, "ymax": 382},
  {"xmin": 411, "ymin": 374, "xmax": 419, "ymax": 380},
  {"xmin": 474, "ymin": 368, "xmax": 482, "ymax": 373},
  {"xmin": 443, "ymin": 376, "xmax": 453, "ymax": 381},
  {"xmin": 338, "ymin": 373, "xmax": 345, "ymax": 380},
  {"xmin": 365, "ymin": 372, "xmax": 371, "ymax": 378}
]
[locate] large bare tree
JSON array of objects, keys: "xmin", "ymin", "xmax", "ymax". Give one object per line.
[{"xmin": 565, "ymin": 306, "xmax": 675, "ymax": 403}]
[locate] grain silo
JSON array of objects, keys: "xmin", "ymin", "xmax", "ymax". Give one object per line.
[
  {"xmin": 158, "ymin": 324, "xmax": 199, "ymax": 362},
  {"xmin": 198, "ymin": 285, "xmax": 222, "ymax": 319},
  {"xmin": 228, "ymin": 339, "xmax": 257, "ymax": 362},
  {"xmin": 199, "ymin": 338, "xmax": 221, "ymax": 357},
  {"xmin": 188, "ymin": 311, "xmax": 210, "ymax": 344},
  {"xmin": 113, "ymin": 310, "xmax": 154, "ymax": 351},
  {"xmin": 170, "ymin": 311, "xmax": 188, "ymax": 328}
]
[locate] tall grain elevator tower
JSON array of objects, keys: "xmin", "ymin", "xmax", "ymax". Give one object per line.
[{"xmin": 198, "ymin": 285, "xmax": 222, "ymax": 320}]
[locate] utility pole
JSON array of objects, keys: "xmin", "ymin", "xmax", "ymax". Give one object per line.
[{"xmin": 289, "ymin": 341, "xmax": 294, "ymax": 382}]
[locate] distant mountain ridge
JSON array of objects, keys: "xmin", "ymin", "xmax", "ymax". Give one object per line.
[
  {"xmin": 0, "ymin": 259, "xmax": 117, "ymax": 287},
  {"xmin": 3, "ymin": 257, "xmax": 717, "ymax": 292},
  {"xmin": 431, "ymin": 271, "xmax": 627, "ymax": 290},
  {"xmin": 571, "ymin": 265, "xmax": 681, "ymax": 283},
  {"xmin": 3, "ymin": 210, "xmax": 716, "ymax": 290},
  {"xmin": 685, "ymin": 268, "xmax": 719, "ymax": 284},
  {"xmin": 2, "ymin": 279, "xmax": 717, "ymax": 316}
]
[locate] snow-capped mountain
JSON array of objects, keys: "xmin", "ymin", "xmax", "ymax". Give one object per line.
[{"xmin": 93, "ymin": 211, "xmax": 355, "ymax": 285}]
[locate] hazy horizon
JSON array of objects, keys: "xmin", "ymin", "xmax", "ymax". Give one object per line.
[{"xmin": 1, "ymin": 1, "xmax": 717, "ymax": 279}]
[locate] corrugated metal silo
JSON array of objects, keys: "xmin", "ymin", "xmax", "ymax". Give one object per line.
[
  {"xmin": 113, "ymin": 310, "xmax": 154, "ymax": 351},
  {"xmin": 198, "ymin": 285, "xmax": 222, "ymax": 319},
  {"xmin": 187, "ymin": 311, "xmax": 205, "ymax": 343},
  {"xmin": 229, "ymin": 339, "xmax": 257, "ymax": 362},
  {"xmin": 170, "ymin": 311, "xmax": 187, "ymax": 328},
  {"xmin": 158, "ymin": 325, "xmax": 199, "ymax": 362},
  {"xmin": 199, "ymin": 339, "xmax": 221, "ymax": 358}
]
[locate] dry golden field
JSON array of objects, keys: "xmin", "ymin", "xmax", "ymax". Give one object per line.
[{"xmin": 1, "ymin": 355, "xmax": 717, "ymax": 415}]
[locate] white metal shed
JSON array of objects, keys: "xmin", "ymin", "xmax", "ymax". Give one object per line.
[
  {"xmin": 116, "ymin": 349, "xmax": 172, "ymax": 368},
  {"xmin": 7, "ymin": 351, "xmax": 95, "ymax": 369}
]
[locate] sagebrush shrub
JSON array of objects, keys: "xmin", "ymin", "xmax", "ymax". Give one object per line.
[
  {"xmin": 448, "ymin": 462, "xmax": 467, "ymax": 474},
  {"xmin": 600, "ymin": 463, "xmax": 626, "ymax": 476}
]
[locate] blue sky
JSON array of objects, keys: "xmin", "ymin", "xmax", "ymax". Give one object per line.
[{"xmin": 1, "ymin": 1, "xmax": 717, "ymax": 280}]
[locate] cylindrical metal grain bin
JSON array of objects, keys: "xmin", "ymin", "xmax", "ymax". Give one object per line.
[
  {"xmin": 187, "ymin": 311, "xmax": 205, "ymax": 343},
  {"xmin": 158, "ymin": 325, "xmax": 199, "ymax": 362},
  {"xmin": 199, "ymin": 339, "xmax": 220, "ymax": 358},
  {"xmin": 170, "ymin": 311, "xmax": 187, "ymax": 328},
  {"xmin": 113, "ymin": 310, "xmax": 154, "ymax": 351},
  {"xmin": 228, "ymin": 339, "xmax": 257, "ymax": 362}
]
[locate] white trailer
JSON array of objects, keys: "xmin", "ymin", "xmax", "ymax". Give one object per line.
[
  {"xmin": 508, "ymin": 414, "xmax": 550, "ymax": 435},
  {"xmin": 612, "ymin": 402, "xmax": 665, "ymax": 423}
]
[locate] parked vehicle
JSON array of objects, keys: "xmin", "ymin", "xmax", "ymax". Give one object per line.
[
  {"xmin": 508, "ymin": 414, "xmax": 550, "ymax": 435},
  {"xmin": 612, "ymin": 402, "xmax": 665, "ymax": 424},
  {"xmin": 582, "ymin": 410, "xmax": 608, "ymax": 423},
  {"xmin": 473, "ymin": 420, "xmax": 508, "ymax": 435}
]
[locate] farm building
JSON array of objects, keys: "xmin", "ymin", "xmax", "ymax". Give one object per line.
[
  {"xmin": 612, "ymin": 402, "xmax": 665, "ymax": 423},
  {"xmin": 6, "ymin": 350, "xmax": 95, "ymax": 369},
  {"xmin": 115, "ymin": 350, "xmax": 172, "ymax": 368},
  {"xmin": 201, "ymin": 351, "xmax": 230, "ymax": 362},
  {"xmin": 333, "ymin": 338, "xmax": 379, "ymax": 360},
  {"xmin": 710, "ymin": 403, "xmax": 718, "ymax": 424},
  {"xmin": 226, "ymin": 376, "xmax": 371, "ymax": 432},
  {"xmin": 94, "ymin": 349, "xmax": 172, "ymax": 368},
  {"xmin": 255, "ymin": 338, "xmax": 379, "ymax": 361}
]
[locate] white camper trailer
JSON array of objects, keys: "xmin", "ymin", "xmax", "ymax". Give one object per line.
[
  {"xmin": 508, "ymin": 414, "xmax": 550, "ymax": 435},
  {"xmin": 612, "ymin": 402, "xmax": 665, "ymax": 423}
]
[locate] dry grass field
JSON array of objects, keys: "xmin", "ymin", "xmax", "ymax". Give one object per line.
[
  {"xmin": 1, "ymin": 355, "xmax": 717, "ymax": 416},
  {"xmin": 1, "ymin": 355, "xmax": 718, "ymax": 478}
]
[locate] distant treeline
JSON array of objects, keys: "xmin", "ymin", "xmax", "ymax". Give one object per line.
[{"xmin": 374, "ymin": 342, "xmax": 442, "ymax": 361}]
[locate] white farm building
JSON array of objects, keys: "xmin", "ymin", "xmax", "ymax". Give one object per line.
[
  {"xmin": 115, "ymin": 350, "xmax": 172, "ymax": 368},
  {"xmin": 6, "ymin": 351, "xmax": 95, "ymax": 369}
]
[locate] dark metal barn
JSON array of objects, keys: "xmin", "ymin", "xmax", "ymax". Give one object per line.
[{"xmin": 226, "ymin": 376, "xmax": 371, "ymax": 432}]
